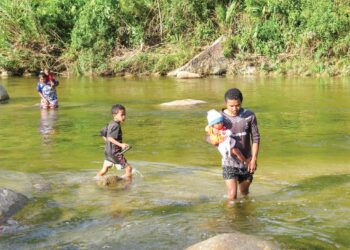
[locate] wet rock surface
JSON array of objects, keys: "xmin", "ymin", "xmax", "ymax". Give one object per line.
[
  {"xmin": 185, "ymin": 232, "xmax": 279, "ymax": 250},
  {"xmin": 0, "ymin": 188, "xmax": 29, "ymax": 224},
  {"xmin": 0, "ymin": 84, "xmax": 10, "ymax": 103},
  {"xmin": 168, "ymin": 36, "xmax": 228, "ymax": 77}
]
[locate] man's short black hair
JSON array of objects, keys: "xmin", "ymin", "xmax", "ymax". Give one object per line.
[
  {"xmin": 224, "ymin": 88, "xmax": 243, "ymax": 102},
  {"xmin": 111, "ymin": 104, "xmax": 125, "ymax": 114}
]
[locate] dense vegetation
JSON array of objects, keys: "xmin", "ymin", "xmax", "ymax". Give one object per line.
[{"xmin": 0, "ymin": 0, "xmax": 349, "ymax": 76}]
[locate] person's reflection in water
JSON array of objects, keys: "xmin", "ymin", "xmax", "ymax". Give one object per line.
[
  {"xmin": 39, "ymin": 109, "xmax": 57, "ymax": 146},
  {"xmin": 200, "ymin": 198, "xmax": 262, "ymax": 234},
  {"xmin": 222, "ymin": 199, "xmax": 263, "ymax": 233}
]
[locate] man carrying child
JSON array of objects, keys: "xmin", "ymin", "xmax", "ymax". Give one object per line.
[{"xmin": 207, "ymin": 88, "xmax": 260, "ymax": 201}]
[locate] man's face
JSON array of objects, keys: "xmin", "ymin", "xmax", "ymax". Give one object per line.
[{"xmin": 225, "ymin": 99, "xmax": 241, "ymax": 116}]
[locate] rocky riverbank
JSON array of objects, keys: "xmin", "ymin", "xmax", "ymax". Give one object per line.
[{"xmin": 2, "ymin": 35, "xmax": 349, "ymax": 79}]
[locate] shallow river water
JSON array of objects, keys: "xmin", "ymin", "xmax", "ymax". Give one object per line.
[{"xmin": 0, "ymin": 76, "xmax": 349, "ymax": 249}]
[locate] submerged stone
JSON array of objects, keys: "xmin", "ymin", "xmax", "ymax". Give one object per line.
[
  {"xmin": 96, "ymin": 175, "xmax": 126, "ymax": 187},
  {"xmin": 185, "ymin": 232, "xmax": 279, "ymax": 250},
  {"xmin": 160, "ymin": 99, "xmax": 207, "ymax": 107}
]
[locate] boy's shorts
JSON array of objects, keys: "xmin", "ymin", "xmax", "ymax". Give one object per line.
[
  {"xmin": 222, "ymin": 158, "xmax": 253, "ymax": 183},
  {"xmin": 103, "ymin": 154, "xmax": 128, "ymax": 170}
]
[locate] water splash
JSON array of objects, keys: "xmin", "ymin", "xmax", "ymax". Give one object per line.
[{"xmin": 132, "ymin": 168, "xmax": 144, "ymax": 178}]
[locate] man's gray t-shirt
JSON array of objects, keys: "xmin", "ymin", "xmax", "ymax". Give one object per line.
[
  {"xmin": 221, "ymin": 108, "xmax": 260, "ymax": 166},
  {"xmin": 104, "ymin": 120, "xmax": 123, "ymax": 163}
]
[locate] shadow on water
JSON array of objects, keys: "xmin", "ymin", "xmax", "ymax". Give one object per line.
[
  {"xmin": 275, "ymin": 174, "xmax": 350, "ymax": 197},
  {"xmin": 11, "ymin": 97, "xmax": 38, "ymax": 102},
  {"xmin": 13, "ymin": 196, "xmax": 63, "ymax": 225},
  {"xmin": 197, "ymin": 198, "xmax": 264, "ymax": 237},
  {"xmin": 257, "ymin": 174, "xmax": 350, "ymax": 249}
]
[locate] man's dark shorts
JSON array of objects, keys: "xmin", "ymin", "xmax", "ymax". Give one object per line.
[
  {"xmin": 222, "ymin": 158, "xmax": 253, "ymax": 183},
  {"xmin": 222, "ymin": 166, "xmax": 253, "ymax": 183}
]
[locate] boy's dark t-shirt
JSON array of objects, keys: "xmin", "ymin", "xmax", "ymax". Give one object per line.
[{"xmin": 103, "ymin": 120, "xmax": 123, "ymax": 163}]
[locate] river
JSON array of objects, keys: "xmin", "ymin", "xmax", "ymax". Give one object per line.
[{"xmin": 0, "ymin": 76, "xmax": 349, "ymax": 249}]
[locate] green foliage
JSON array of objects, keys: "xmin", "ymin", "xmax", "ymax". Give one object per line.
[
  {"xmin": 0, "ymin": 0, "xmax": 349, "ymax": 75},
  {"xmin": 113, "ymin": 43, "xmax": 193, "ymax": 75},
  {"xmin": 68, "ymin": 0, "xmax": 120, "ymax": 74},
  {"xmin": 32, "ymin": 0, "xmax": 86, "ymax": 44},
  {"xmin": 0, "ymin": 0, "xmax": 42, "ymax": 71}
]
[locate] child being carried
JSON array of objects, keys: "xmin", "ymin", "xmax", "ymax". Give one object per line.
[{"xmin": 205, "ymin": 109, "xmax": 250, "ymax": 166}]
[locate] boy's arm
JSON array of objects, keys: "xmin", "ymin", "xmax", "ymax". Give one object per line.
[
  {"xmin": 106, "ymin": 123, "xmax": 128, "ymax": 148},
  {"xmin": 107, "ymin": 137, "xmax": 128, "ymax": 149}
]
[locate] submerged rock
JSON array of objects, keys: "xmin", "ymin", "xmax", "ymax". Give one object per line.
[
  {"xmin": 0, "ymin": 188, "xmax": 29, "ymax": 224},
  {"xmin": 30, "ymin": 174, "xmax": 52, "ymax": 193},
  {"xmin": 96, "ymin": 175, "xmax": 125, "ymax": 187},
  {"xmin": 0, "ymin": 84, "xmax": 10, "ymax": 103},
  {"xmin": 33, "ymin": 183, "xmax": 51, "ymax": 193},
  {"xmin": 160, "ymin": 99, "xmax": 207, "ymax": 107},
  {"xmin": 0, "ymin": 219, "xmax": 22, "ymax": 234},
  {"xmin": 185, "ymin": 232, "xmax": 279, "ymax": 250}
]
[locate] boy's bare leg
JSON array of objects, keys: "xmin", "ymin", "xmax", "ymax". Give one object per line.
[
  {"xmin": 121, "ymin": 164, "xmax": 133, "ymax": 178},
  {"xmin": 239, "ymin": 179, "xmax": 252, "ymax": 196},
  {"xmin": 96, "ymin": 165, "xmax": 109, "ymax": 177},
  {"xmin": 225, "ymin": 179, "xmax": 238, "ymax": 200}
]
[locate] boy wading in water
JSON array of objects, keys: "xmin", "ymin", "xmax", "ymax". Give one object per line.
[
  {"xmin": 96, "ymin": 104, "xmax": 133, "ymax": 179},
  {"xmin": 218, "ymin": 88, "xmax": 260, "ymax": 201}
]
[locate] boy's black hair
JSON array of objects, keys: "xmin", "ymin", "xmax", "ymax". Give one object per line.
[
  {"xmin": 111, "ymin": 104, "xmax": 125, "ymax": 114},
  {"xmin": 224, "ymin": 88, "xmax": 243, "ymax": 102}
]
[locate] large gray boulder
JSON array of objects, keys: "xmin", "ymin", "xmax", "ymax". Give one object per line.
[
  {"xmin": 168, "ymin": 36, "xmax": 228, "ymax": 77},
  {"xmin": 0, "ymin": 188, "xmax": 29, "ymax": 224},
  {"xmin": 185, "ymin": 233, "xmax": 279, "ymax": 250},
  {"xmin": 0, "ymin": 84, "xmax": 10, "ymax": 102}
]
